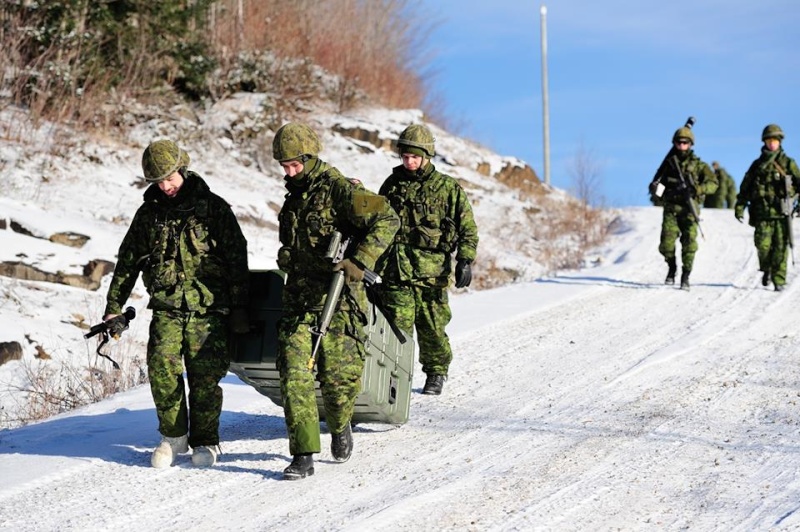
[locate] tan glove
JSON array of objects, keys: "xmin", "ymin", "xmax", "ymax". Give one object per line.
[{"xmin": 333, "ymin": 258, "xmax": 365, "ymax": 283}]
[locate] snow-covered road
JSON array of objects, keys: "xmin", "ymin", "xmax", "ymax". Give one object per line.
[{"xmin": 2, "ymin": 206, "xmax": 800, "ymax": 531}]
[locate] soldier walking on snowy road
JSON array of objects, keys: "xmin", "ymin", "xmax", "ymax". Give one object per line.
[
  {"xmin": 377, "ymin": 124, "xmax": 479, "ymax": 395},
  {"xmin": 103, "ymin": 139, "xmax": 250, "ymax": 468},
  {"xmin": 272, "ymin": 123, "xmax": 399, "ymax": 480},
  {"xmin": 735, "ymin": 124, "xmax": 800, "ymax": 291}
]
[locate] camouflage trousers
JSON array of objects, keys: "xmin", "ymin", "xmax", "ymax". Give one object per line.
[
  {"xmin": 658, "ymin": 206, "xmax": 699, "ymax": 272},
  {"xmin": 754, "ymin": 218, "xmax": 790, "ymax": 286},
  {"xmin": 277, "ymin": 310, "xmax": 365, "ymax": 456},
  {"xmin": 147, "ymin": 310, "xmax": 230, "ymax": 448},
  {"xmin": 381, "ymin": 283, "xmax": 453, "ymax": 376}
]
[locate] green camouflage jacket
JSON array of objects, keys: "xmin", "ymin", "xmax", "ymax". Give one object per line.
[
  {"xmin": 649, "ymin": 149, "xmax": 717, "ymax": 210},
  {"xmin": 704, "ymin": 167, "xmax": 737, "ymax": 209},
  {"xmin": 737, "ymin": 146, "xmax": 800, "ymax": 223},
  {"xmin": 277, "ymin": 160, "xmax": 399, "ymax": 315},
  {"xmin": 378, "ymin": 163, "xmax": 479, "ymax": 287},
  {"xmin": 104, "ymin": 172, "xmax": 249, "ymax": 315}
]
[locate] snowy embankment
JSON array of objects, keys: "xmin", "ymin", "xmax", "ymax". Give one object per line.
[{"xmin": 2, "ymin": 206, "xmax": 800, "ymax": 531}]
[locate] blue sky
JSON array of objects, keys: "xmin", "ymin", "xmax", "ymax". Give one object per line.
[{"xmin": 418, "ymin": 0, "xmax": 800, "ymax": 206}]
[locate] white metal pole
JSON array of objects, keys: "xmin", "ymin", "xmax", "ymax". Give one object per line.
[{"xmin": 540, "ymin": 5, "xmax": 551, "ymax": 186}]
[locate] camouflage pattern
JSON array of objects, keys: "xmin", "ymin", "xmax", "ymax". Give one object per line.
[
  {"xmin": 276, "ymin": 158, "xmax": 399, "ymax": 455},
  {"xmin": 147, "ymin": 311, "xmax": 230, "ymax": 447},
  {"xmin": 277, "ymin": 311, "xmax": 364, "ymax": 455},
  {"xmin": 105, "ymin": 172, "xmax": 249, "ymax": 315},
  {"xmin": 397, "ymin": 124, "xmax": 436, "ymax": 157},
  {"xmin": 104, "ymin": 170, "xmax": 249, "ymax": 446},
  {"xmin": 649, "ymin": 150, "xmax": 717, "ymax": 272},
  {"xmin": 377, "ymin": 160, "xmax": 478, "ymax": 377},
  {"xmin": 379, "ymin": 283, "xmax": 452, "ymax": 376},
  {"xmin": 704, "ymin": 164, "xmax": 737, "ymax": 209},
  {"xmin": 142, "ymin": 140, "xmax": 190, "ymax": 182},
  {"xmin": 272, "ymin": 122, "xmax": 322, "ymax": 162},
  {"xmin": 762, "ymin": 124, "xmax": 785, "ymax": 141},
  {"xmin": 735, "ymin": 144, "xmax": 800, "ymax": 286},
  {"xmin": 672, "ymin": 127, "xmax": 695, "ymax": 145}
]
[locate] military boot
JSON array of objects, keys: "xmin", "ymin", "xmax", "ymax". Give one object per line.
[
  {"xmin": 331, "ymin": 424, "xmax": 353, "ymax": 463},
  {"xmin": 283, "ymin": 454, "xmax": 314, "ymax": 480},
  {"xmin": 680, "ymin": 269, "xmax": 690, "ymax": 291},
  {"xmin": 762, "ymin": 271, "xmax": 771, "ymax": 287},
  {"xmin": 422, "ymin": 374, "xmax": 446, "ymax": 395},
  {"xmin": 665, "ymin": 258, "xmax": 677, "ymax": 285}
]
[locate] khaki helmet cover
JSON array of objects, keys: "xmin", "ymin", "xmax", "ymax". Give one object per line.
[
  {"xmin": 142, "ymin": 140, "xmax": 190, "ymax": 183},
  {"xmin": 272, "ymin": 123, "xmax": 322, "ymax": 162},
  {"xmin": 397, "ymin": 124, "xmax": 436, "ymax": 157}
]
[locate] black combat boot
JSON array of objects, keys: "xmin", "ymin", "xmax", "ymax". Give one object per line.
[
  {"xmin": 665, "ymin": 258, "xmax": 677, "ymax": 285},
  {"xmin": 762, "ymin": 271, "xmax": 771, "ymax": 287},
  {"xmin": 680, "ymin": 269, "xmax": 690, "ymax": 291},
  {"xmin": 422, "ymin": 374, "xmax": 445, "ymax": 395},
  {"xmin": 331, "ymin": 424, "xmax": 353, "ymax": 463},
  {"xmin": 774, "ymin": 283, "xmax": 785, "ymax": 292},
  {"xmin": 283, "ymin": 453, "xmax": 314, "ymax": 480}
]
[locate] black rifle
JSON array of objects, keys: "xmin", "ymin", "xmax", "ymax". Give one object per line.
[
  {"xmin": 308, "ymin": 231, "xmax": 405, "ymax": 370},
  {"xmin": 669, "ymin": 154, "xmax": 705, "ymax": 240},
  {"xmin": 84, "ymin": 306, "xmax": 136, "ymax": 369},
  {"xmin": 651, "ymin": 116, "xmax": 695, "ymax": 198}
]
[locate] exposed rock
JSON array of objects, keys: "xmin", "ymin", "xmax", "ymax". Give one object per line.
[
  {"xmin": 0, "ymin": 259, "xmax": 115, "ymax": 291},
  {"xmin": 494, "ymin": 163, "xmax": 544, "ymax": 198},
  {"xmin": 34, "ymin": 345, "xmax": 51, "ymax": 360},
  {"xmin": 332, "ymin": 124, "xmax": 394, "ymax": 151},
  {"xmin": 50, "ymin": 232, "xmax": 91, "ymax": 248},
  {"xmin": 0, "ymin": 341, "xmax": 23, "ymax": 366}
]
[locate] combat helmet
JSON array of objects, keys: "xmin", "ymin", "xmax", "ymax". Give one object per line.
[
  {"xmin": 672, "ymin": 127, "xmax": 695, "ymax": 145},
  {"xmin": 272, "ymin": 123, "xmax": 322, "ymax": 162},
  {"xmin": 397, "ymin": 124, "xmax": 435, "ymax": 157},
  {"xmin": 142, "ymin": 140, "xmax": 190, "ymax": 182},
  {"xmin": 762, "ymin": 124, "xmax": 784, "ymax": 141}
]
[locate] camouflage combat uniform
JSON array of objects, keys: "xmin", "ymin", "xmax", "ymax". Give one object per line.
[
  {"xmin": 735, "ymin": 142, "xmax": 800, "ymax": 289},
  {"xmin": 378, "ymin": 161, "xmax": 479, "ymax": 378},
  {"xmin": 704, "ymin": 164, "xmax": 737, "ymax": 209},
  {"xmin": 277, "ymin": 159, "xmax": 399, "ymax": 456},
  {"xmin": 650, "ymin": 149, "xmax": 717, "ymax": 275},
  {"xmin": 104, "ymin": 171, "xmax": 249, "ymax": 448}
]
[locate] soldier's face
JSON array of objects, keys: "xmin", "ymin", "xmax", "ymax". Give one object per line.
[
  {"xmin": 401, "ymin": 153, "xmax": 424, "ymax": 172},
  {"xmin": 158, "ymin": 171, "xmax": 184, "ymax": 197},
  {"xmin": 764, "ymin": 138, "xmax": 781, "ymax": 152},
  {"xmin": 673, "ymin": 139, "xmax": 691, "ymax": 153},
  {"xmin": 281, "ymin": 160, "xmax": 305, "ymax": 178}
]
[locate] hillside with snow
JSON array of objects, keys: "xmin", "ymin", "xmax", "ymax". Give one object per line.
[{"xmin": 2, "ymin": 206, "xmax": 800, "ymax": 531}]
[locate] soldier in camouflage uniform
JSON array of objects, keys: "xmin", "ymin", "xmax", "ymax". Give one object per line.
[
  {"xmin": 648, "ymin": 126, "xmax": 717, "ymax": 290},
  {"xmin": 703, "ymin": 162, "xmax": 737, "ymax": 209},
  {"xmin": 377, "ymin": 124, "xmax": 479, "ymax": 396},
  {"xmin": 103, "ymin": 139, "xmax": 249, "ymax": 468},
  {"xmin": 272, "ymin": 123, "xmax": 399, "ymax": 480},
  {"xmin": 734, "ymin": 124, "xmax": 800, "ymax": 291}
]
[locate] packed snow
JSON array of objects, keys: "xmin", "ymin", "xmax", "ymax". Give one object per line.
[{"xmin": 2, "ymin": 206, "xmax": 800, "ymax": 531}]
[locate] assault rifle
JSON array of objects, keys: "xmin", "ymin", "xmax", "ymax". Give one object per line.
[
  {"xmin": 670, "ymin": 154, "xmax": 705, "ymax": 240},
  {"xmin": 651, "ymin": 116, "xmax": 695, "ymax": 200},
  {"xmin": 778, "ymin": 164, "xmax": 796, "ymax": 265},
  {"xmin": 84, "ymin": 306, "xmax": 136, "ymax": 369},
  {"xmin": 308, "ymin": 231, "xmax": 406, "ymax": 370}
]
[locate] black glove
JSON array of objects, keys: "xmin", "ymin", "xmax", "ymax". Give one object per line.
[
  {"xmin": 455, "ymin": 259, "xmax": 472, "ymax": 288},
  {"xmin": 333, "ymin": 258, "xmax": 365, "ymax": 283},
  {"xmin": 229, "ymin": 307, "xmax": 250, "ymax": 334}
]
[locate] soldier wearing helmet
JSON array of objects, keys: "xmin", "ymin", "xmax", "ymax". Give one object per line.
[
  {"xmin": 377, "ymin": 123, "xmax": 479, "ymax": 395},
  {"xmin": 735, "ymin": 124, "xmax": 800, "ymax": 291},
  {"xmin": 271, "ymin": 122, "xmax": 399, "ymax": 480},
  {"xmin": 703, "ymin": 161, "xmax": 737, "ymax": 209},
  {"xmin": 103, "ymin": 139, "xmax": 250, "ymax": 469},
  {"xmin": 648, "ymin": 123, "xmax": 717, "ymax": 290}
]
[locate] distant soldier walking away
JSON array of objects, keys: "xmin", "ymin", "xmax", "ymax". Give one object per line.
[
  {"xmin": 377, "ymin": 124, "xmax": 479, "ymax": 395},
  {"xmin": 272, "ymin": 123, "xmax": 399, "ymax": 480},
  {"xmin": 704, "ymin": 161, "xmax": 737, "ymax": 209},
  {"xmin": 648, "ymin": 125, "xmax": 717, "ymax": 290},
  {"xmin": 734, "ymin": 124, "xmax": 800, "ymax": 291},
  {"xmin": 103, "ymin": 139, "xmax": 250, "ymax": 468}
]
